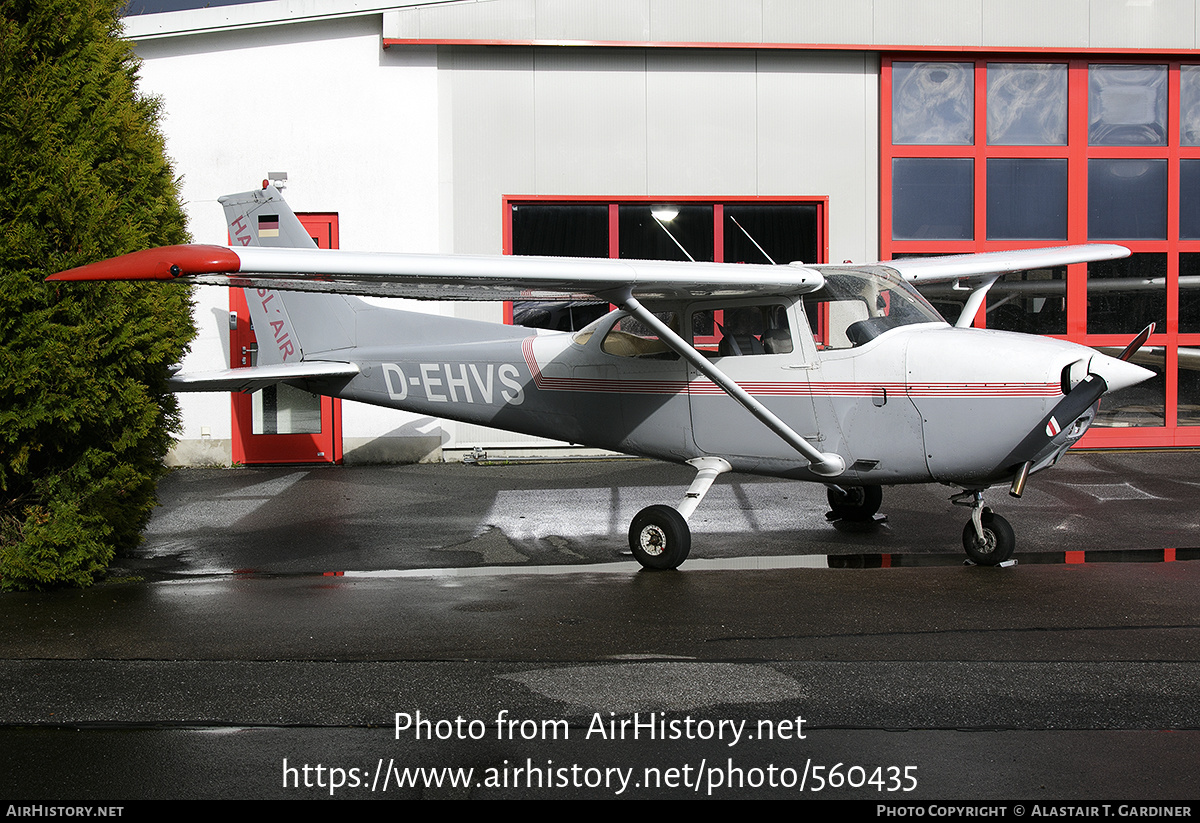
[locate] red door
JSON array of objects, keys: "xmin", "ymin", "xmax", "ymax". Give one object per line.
[{"xmin": 229, "ymin": 213, "xmax": 343, "ymax": 464}]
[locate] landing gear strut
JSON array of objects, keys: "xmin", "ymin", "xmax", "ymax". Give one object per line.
[
  {"xmin": 952, "ymin": 490, "xmax": 1015, "ymax": 566},
  {"xmin": 628, "ymin": 457, "xmax": 730, "ymax": 571}
]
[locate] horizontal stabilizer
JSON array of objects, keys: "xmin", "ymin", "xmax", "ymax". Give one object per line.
[{"xmin": 167, "ymin": 361, "xmax": 359, "ymax": 393}]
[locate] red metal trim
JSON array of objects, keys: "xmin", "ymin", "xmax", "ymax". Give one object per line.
[
  {"xmin": 880, "ymin": 58, "xmax": 894, "ymax": 261},
  {"xmin": 713, "ymin": 204, "xmax": 724, "ymax": 263},
  {"xmin": 608, "ymin": 204, "xmax": 619, "ymax": 259},
  {"xmin": 501, "ymin": 195, "xmax": 515, "ymax": 255},
  {"xmin": 48, "ymin": 244, "xmax": 240, "ymax": 282},
  {"xmin": 1066, "ymin": 59, "xmax": 1090, "ymax": 337},
  {"xmin": 382, "ymin": 38, "xmax": 1200, "ymax": 57}
]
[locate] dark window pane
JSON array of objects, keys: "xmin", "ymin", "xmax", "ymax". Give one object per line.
[
  {"xmin": 1093, "ymin": 359, "xmax": 1164, "ymax": 427},
  {"xmin": 1177, "ymin": 253, "xmax": 1200, "ymax": 333},
  {"xmin": 1089, "ymin": 64, "xmax": 1167, "ymax": 146},
  {"xmin": 510, "ymin": 204, "xmax": 609, "ymax": 331},
  {"xmin": 1086, "ymin": 253, "xmax": 1166, "ymax": 335},
  {"xmin": 892, "ymin": 62, "xmax": 973, "ymax": 145},
  {"xmin": 723, "ymin": 204, "xmax": 818, "ymax": 265},
  {"xmin": 1181, "ymin": 161, "xmax": 1200, "ymax": 239},
  {"xmin": 1178, "ymin": 362, "xmax": 1200, "ymax": 425},
  {"xmin": 1088, "ymin": 159, "xmax": 1167, "ymax": 240},
  {"xmin": 986, "ymin": 267, "xmax": 1067, "ymax": 334},
  {"xmin": 1182, "ymin": 66, "xmax": 1200, "ymax": 145},
  {"xmin": 986, "ymin": 158, "xmax": 1067, "ymax": 240},
  {"xmin": 892, "ymin": 158, "xmax": 973, "ymax": 240},
  {"xmin": 510, "ymin": 204, "xmax": 608, "ymax": 257},
  {"xmin": 619, "ymin": 204, "xmax": 713, "ymax": 262},
  {"xmin": 987, "ymin": 63, "xmax": 1067, "ymax": 146}
]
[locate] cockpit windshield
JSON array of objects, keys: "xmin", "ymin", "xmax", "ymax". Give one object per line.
[{"xmin": 804, "ymin": 266, "xmax": 945, "ymax": 350}]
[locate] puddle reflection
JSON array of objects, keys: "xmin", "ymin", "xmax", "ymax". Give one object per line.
[{"xmin": 305, "ymin": 547, "xmax": 1199, "ymax": 579}]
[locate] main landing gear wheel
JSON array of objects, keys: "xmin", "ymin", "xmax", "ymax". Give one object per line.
[
  {"xmin": 629, "ymin": 505, "xmax": 691, "ymax": 570},
  {"xmin": 962, "ymin": 509, "xmax": 1015, "ymax": 566},
  {"xmin": 826, "ymin": 485, "xmax": 883, "ymax": 521}
]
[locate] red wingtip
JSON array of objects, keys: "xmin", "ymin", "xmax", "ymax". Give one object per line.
[{"xmin": 46, "ymin": 245, "xmax": 242, "ymax": 282}]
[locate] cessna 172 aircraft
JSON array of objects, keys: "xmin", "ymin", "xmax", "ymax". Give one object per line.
[{"xmin": 48, "ymin": 184, "xmax": 1154, "ymax": 569}]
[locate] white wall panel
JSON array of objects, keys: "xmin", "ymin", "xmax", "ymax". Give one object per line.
[
  {"xmin": 874, "ymin": 0, "xmax": 982, "ymax": 46},
  {"xmin": 408, "ymin": 0, "xmax": 537, "ymax": 40},
  {"xmin": 981, "ymin": 0, "xmax": 1090, "ymax": 48},
  {"xmin": 442, "ymin": 47, "xmax": 536, "ymax": 255},
  {"xmin": 644, "ymin": 50, "xmax": 758, "ymax": 195},
  {"xmin": 755, "ymin": 51, "xmax": 877, "ymax": 262},
  {"xmin": 534, "ymin": 0, "xmax": 651, "ymax": 42},
  {"xmin": 533, "ymin": 50, "xmax": 649, "ymax": 194},
  {"xmin": 1090, "ymin": 0, "xmax": 1196, "ymax": 50},
  {"xmin": 763, "ymin": 0, "xmax": 873, "ymax": 44},
  {"xmin": 648, "ymin": 0, "xmax": 762, "ymax": 43}
]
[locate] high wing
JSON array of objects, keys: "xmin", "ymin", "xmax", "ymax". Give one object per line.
[
  {"xmin": 47, "ymin": 244, "xmax": 826, "ymax": 301},
  {"xmin": 849, "ymin": 244, "xmax": 1131, "ymax": 284},
  {"xmin": 818, "ymin": 244, "xmax": 1132, "ymax": 329},
  {"xmin": 46, "ymin": 242, "xmax": 1129, "ymax": 303}
]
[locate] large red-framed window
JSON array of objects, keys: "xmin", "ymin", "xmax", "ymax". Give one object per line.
[
  {"xmin": 883, "ymin": 56, "xmax": 1200, "ymax": 448},
  {"xmin": 502, "ymin": 196, "xmax": 828, "ymax": 330}
]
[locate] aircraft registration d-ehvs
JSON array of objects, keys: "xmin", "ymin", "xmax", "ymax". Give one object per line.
[{"xmin": 49, "ymin": 184, "xmax": 1155, "ymax": 569}]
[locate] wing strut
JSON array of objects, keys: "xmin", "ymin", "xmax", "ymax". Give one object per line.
[
  {"xmin": 617, "ymin": 294, "xmax": 845, "ymax": 477},
  {"xmin": 954, "ymin": 275, "xmax": 1001, "ymax": 328}
]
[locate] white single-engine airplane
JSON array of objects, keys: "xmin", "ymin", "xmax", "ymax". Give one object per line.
[{"xmin": 49, "ymin": 184, "xmax": 1155, "ymax": 569}]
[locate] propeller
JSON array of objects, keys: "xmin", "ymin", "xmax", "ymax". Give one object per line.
[
  {"xmin": 1115, "ymin": 322, "xmax": 1155, "ymax": 362},
  {"xmin": 1004, "ymin": 324, "xmax": 1155, "ymax": 497}
]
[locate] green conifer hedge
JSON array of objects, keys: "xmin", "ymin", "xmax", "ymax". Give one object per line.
[{"xmin": 0, "ymin": 0, "xmax": 196, "ymax": 589}]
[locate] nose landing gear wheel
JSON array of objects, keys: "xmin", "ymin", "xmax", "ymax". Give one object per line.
[
  {"xmin": 962, "ymin": 509, "xmax": 1015, "ymax": 566},
  {"xmin": 629, "ymin": 505, "xmax": 691, "ymax": 570},
  {"xmin": 826, "ymin": 485, "xmax": 883, "ymax": 521}
]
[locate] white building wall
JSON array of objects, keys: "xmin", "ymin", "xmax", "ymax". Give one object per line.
[
  {"xmin": 442, "ymin": 46, "xmax": 879, "ymax": 264},
  {"xmin": 133, "ymin": 16, "xmax": 443, "ymax": 463}
]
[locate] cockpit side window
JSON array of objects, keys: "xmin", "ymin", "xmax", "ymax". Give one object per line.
[
  {"xmin": 691, "ymin": 304, "xmax": 793, "ymax": 357},
  {"xmin": 805, "ymin": 268, "xmax": 944, "ymax": 350}
]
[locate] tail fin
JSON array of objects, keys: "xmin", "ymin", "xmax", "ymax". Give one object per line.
[
  {"xmin": 220, "ymin": 184, "xmax": 356, "ymax": 363},
  {"xmin": 222, "ymin": 185, "xmax": 322, "ymax": 250}
]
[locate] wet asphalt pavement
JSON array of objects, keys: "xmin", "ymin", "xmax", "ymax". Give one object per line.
[{"xmin": 2, "ymin": 452, "xmax": 1200, "ymax": 800}]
